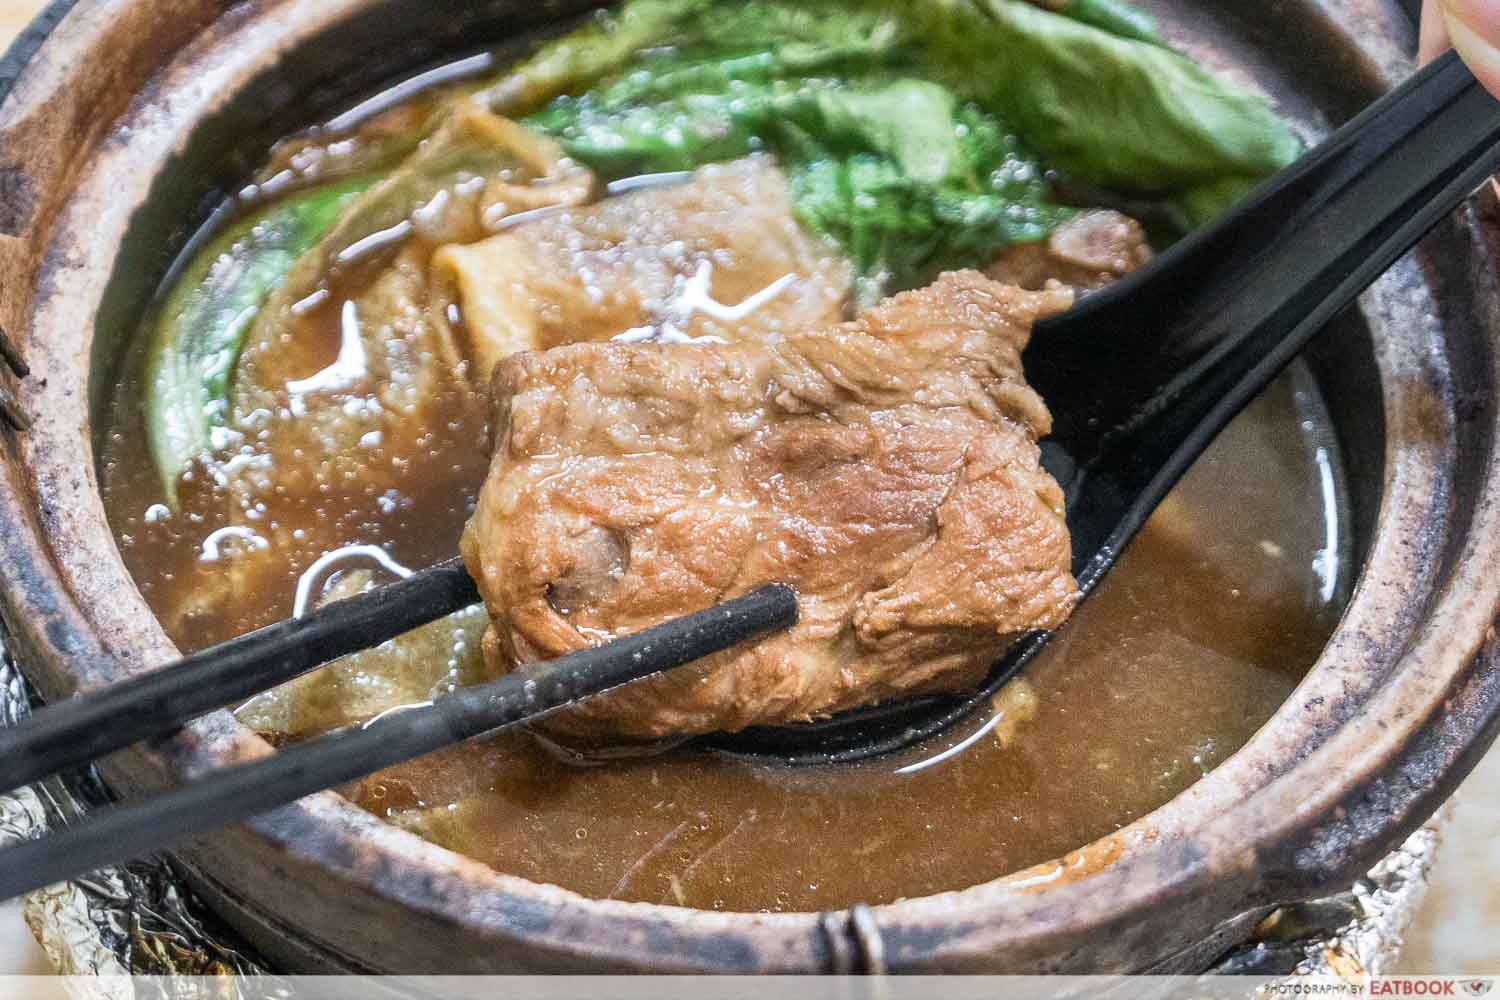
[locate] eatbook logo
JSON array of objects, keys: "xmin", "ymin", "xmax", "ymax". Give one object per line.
[{"xmin": 1371, "ymin": 981, "xmax": 1492, "ymax": 996}]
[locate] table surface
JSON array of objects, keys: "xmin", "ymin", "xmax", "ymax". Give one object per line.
[
  {"xmin": 1, "ymin": 2, "xmax": 36, "ymax": 48},
  {"xmin": 0, "ymin": 0, "xmax": 1495, "ymax": 978}
]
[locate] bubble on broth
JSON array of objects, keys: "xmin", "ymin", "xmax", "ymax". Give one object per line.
[
  {"xmin": 198, "ymin": 525, "xmax": 269, "ymax": 562},
  {"xmin": 291, "ymin": 543, "xmax": 414, "ymax": 619}
]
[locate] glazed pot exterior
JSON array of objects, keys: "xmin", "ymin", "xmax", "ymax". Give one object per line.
[{"xmin": 2, "ymin": 0, "xmax": 1499, "ymax": 974}]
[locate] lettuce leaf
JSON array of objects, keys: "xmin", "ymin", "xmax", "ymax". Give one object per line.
[
  {"xmin": 785, "ymin": 97, "xmax": 1074, "ymax": 304},
  {"xmin": 532, "ymin": 68, "xmax": 1073, "ymax": 300},
  {"xmin": 1027, "ymin": 0, "xmax": 1165, "ymax": 46},
  {"xmin": 479, "ymin": 0, "xmax": 717, "ymax": 115},
  {"xmin": 161, "ymin": 0, "xmax": 1298, "ymax": 490},
  {"xmin": 905, "ymin": 0, "xmax": 1300, "ymax": 206},
  {"xmin": 519, "ymin": 0, "xmax": 1298, "ymax": 222},
  {"xmin": 144, "ymin": 177, "xmax": 374, "ymax": 503}
]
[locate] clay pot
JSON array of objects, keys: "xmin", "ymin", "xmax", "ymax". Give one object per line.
[{"xmin": 1, "ymin": 0, "xmax": 1496, "ymax": 973}]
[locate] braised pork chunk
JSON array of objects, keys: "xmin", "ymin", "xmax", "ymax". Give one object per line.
[
  {"xmin": 460, "ymin": 271, "xmax": 1079, "ymax": 742},
  {"xmin": 985, "ymin": 210, "xmax": 1153, "ymax": 293}
]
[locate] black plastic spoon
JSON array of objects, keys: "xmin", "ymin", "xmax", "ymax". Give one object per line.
[
  {"xmin": 704, "ymin": 47, "xmax": 1500, "ymax": 763},
  {"xmin": 4, "ymin": 50, "xmax": 1499, "ymax": 790}
]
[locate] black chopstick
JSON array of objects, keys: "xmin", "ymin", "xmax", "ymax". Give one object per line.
[
  {"xmin": 0, "ymin": 584, "xmax": 797, "ymax": 901},
  {"xmin": 0, "ymin": 557, "xmax": 480, "ymax": 796},
  {"xmin": 0, "ymin": 323, "xmax": 29, "ymax": 432},
  {"xmin": 0, "ymin": 323, "xmax": 27, "ymax": 379}
]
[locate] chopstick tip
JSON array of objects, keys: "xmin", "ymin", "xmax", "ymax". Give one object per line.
[
  {"xmin": 0, "ymin": 324, "xmax": 28, "ymax": 379},
  {"xmin": 0, "ymin": 385, "xmax": 31, "ymax": 433}
]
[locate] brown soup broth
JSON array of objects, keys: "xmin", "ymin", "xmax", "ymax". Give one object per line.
[
  {"xmin": 96, "ymin": 60, "xmax": 1346, "ymax": 914},
  {"xmin": 100, "ymin": 349, "xmax": 1343, "ymax": 913}
]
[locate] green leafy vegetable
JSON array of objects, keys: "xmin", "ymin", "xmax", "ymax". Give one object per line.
[
  {"xmin": 914, "ymin": 0, "xmax": 1300, "ymax": 212},
  {"xmin": 147, "ymin": 109, "xmax": 587, "ymax": 505},
  {"xmin": 519, "ymin": 0, "xmax": 1299, "ymax": 227},
  {"xmin": 160, "ymin": 0, "xmax": 1300, "ymax": 487},
  {"xmin": 480, "ymin": 0, "xmax": 721, "ymax": 116},
  {"xmin": 226, "ymin": 103, "xmax": 593, "ymax": 437},
  {"xmin": 235, "ymin": 571, "xmax": 490, "ymax": 738},
  {"xmin": 786, "ymin": 96, "xmax": 1076, "ymax": 305},
  {"xmin": 793, "ymin": 80, "xmax": 974, "ymax": 187},
  {"xmin": 1026, "ymin": 0, "xmax": 1165, "ymax": 46},
  {"xmin": 144, "ymin": 176, "xmax": 373, "ymax": 503},
  {"xmin": 1169, "ymin": 174, "xmax": 1262, "ymax": 230},
  {"xmin": 531, "ymin": 69, "xmax": 1073, "ymax": 301},
  {"xmin": 791, "ymin": 153, "xmax": 1072, "ymax": 307}
]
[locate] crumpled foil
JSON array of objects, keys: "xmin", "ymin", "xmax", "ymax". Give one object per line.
[
  {"xmin": 0, "ymin": 618, "xmax": 1440, "ymax": 982},
  {"xmin": 0, "ymin": 621, "xmax": 266, "ymax": 984},
  {"xmin": 1209, "ymin": 814, "xmax": 1445, "ymax": 978}
]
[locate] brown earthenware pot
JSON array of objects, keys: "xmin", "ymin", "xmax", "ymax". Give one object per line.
[{"xmin": 2, "ymin": 0, "xmax": 1498, "ymax": 974}]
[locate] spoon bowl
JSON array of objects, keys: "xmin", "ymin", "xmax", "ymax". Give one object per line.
[{"xmin": 705, "ymin": 48, "xmax": 1500, "ymax": 763}]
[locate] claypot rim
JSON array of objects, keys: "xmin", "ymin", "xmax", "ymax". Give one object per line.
[{"xmin": 2, "ymin": 0, "xmax": 1498, "ymax": 973}]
